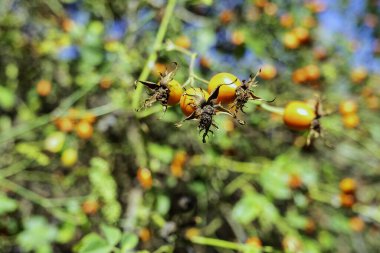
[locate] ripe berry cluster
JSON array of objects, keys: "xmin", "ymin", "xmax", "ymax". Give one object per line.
[{"xmin": 137, "ymin": 63, "xmax": 269, "ymax": 143}]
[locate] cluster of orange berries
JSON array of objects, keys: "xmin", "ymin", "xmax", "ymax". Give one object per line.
[
  {"xmin": 54, "ymin": 108, "xmax": 96, "ymax": 139},
  {"xmin": 146, "ymin": 61, "xmax": 330, "ymax": 145},
  {"xmin": 339, "ymin": 178, "xmax": 357, "ymax": 208},
  {"xmin": 339, "ymin": 100, "xmax": 360, "ymax": 129},
  {"xmin": 136, "ymin": 151, "xmax": 188, "ymax": 190},
  {"xmin": 292, "ymin": 65, "xmax": 321, "ymax": 85},
  {"xmin": 280, "ymin": 5, "xmax": 321, "ymax": 50},
  {"xmin": 283, "ymin": 26, "xmax": 311, "ymax": 50},
  {"xmin": 253, "ymin": 0, "xmax": 279, "ymax": 16}
]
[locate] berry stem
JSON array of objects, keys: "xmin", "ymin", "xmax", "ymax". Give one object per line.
[{"xmin": 255, "ymin": 101, "xmax": 285, "ymax": 115}]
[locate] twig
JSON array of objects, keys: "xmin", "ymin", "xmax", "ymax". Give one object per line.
[{"xmin": 132, "ymin": 0, "xmax": 178, "ymax": 109}]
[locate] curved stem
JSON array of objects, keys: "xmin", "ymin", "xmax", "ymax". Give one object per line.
[
  {"xmin": 193, "ymin": 74, "xmax": 209, "ymax": 84},
  {"xmin": 255, "ymin": 101, "xmax": 285, "ymax": 115},
  {"xmin": 132, "ymin": 0, "xmax": 178, "ymax": 109}
]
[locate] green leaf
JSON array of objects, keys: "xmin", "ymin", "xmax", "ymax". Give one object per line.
[
  {"xmin": 17, "ymin": 216, "xmax": 57, "ymax": 252},
  {"xmin": 120, "ymin": 233, "xmax": 139, "ymax": 251},
  {"xmin": 232, "ymin": 193, "xmax": 261, "ymax": 224},
  {"xmin": 147, "ymin": 143, "xmax": 173, "ymax": 164},
  {"xmin": 57, "ymin": 222, "xmax": 76, "ymax": 244},
  {"xmin": 156, "ymin": 194, "xmax": 171, "ymax": 216},
  {"xmin": 76, "ymin": 233, "xmax": 112, "ymax": 253},
  {"xmin": 0, "ymin": 194, "xmax": 18, "ymax": 215},
  {"xmin": 100, "ymin": 224, "xmax": 121, "ymax": 246},
  {"xmin": 0, "ymin": 86, "xmax": 15, "ymax": 110}
]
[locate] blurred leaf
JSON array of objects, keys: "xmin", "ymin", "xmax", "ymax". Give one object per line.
[
  {"xmin": 120, "ymin": 233, "xmax": 139, "ymax": 251},
  {"xmin": 16, "ymin": 143, "xmax": 50, "ymax": 166},
  {"xmin": 57, "ymin": 223, "xmax": 76, "ymax": 244},
  {"xmin": 156, "ymin": 194, "xmax": 171, "ymax": 215},
  {"xmin": 232, "ymin": 193, "xmax": 261, "ymax": 224},
  {"xmin": 0, "ymin": 194, "xmax": 18, "ymax": 215},
  {"xmin": 76, "ymin": 233, "xmax": 112, "ymax": 253},
  {"xmin": 0, "ymin": 86, "xmax": 15, "ymax": 110},
  {"xmin": 17, "ymin": 216, "xmax": 57, "ymax": 252},
  {"xmin": 100, "ymin": 224, "xmax": 121, "ymax": 246},
  {"xmin": 148, "ymin": 143, "xmax": 173, "ymax": 164}
]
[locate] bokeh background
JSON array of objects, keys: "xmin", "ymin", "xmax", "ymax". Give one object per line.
[{"xmin": 1, "ymin": 0, "xmax": 380, "ymax": 252}]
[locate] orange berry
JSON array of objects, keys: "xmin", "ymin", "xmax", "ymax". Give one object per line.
[
  {"xmin": 174, "ymin": 35, "xmax": 191, "ymax": 49},
  {"xmin": 339, "ymin": 100, "xmax": 358, "ymax": 115},
  {"xmin": 339, "ymin": 178, "xmax": 357, "ymax": 194},
  {"xmin": 351, "ymin": 67, "xmax": 368, "ymax": 84},
  {"xmin": 254, "ymin": 0, "xmax": 268, "ymax": 8},
  {"xmin": 139, "ymin": 228, "xmax": 151, "ymax": 242},
  {"xmin": 288, "ymin": 174, "xmax": 302, "ymax": 189},
  {"xmin": 366, "ymin": 96, "xmax": 379, "ymax": 110},
  {"xmin": 283, "ymin": 101, "xmax": 316, "ymax": 131},
  {"xmin": 280, "ymin": 13, "xmax": 294, "ymax": 28},
  {"xmin": 55, "ymin": 117, "xmax": 74, "ymax": 132},
  {"xmin": 100, "ymin": 77, "xmax": 112, "ymax": 89},
  {"xmin": 246, "ymin": 236, "xmax": 262, "ymax": 248},
  {"xmin": 306, "ymin": 1, "xmax": 326, "ymax": 13},
  {"xmin": 292, "ymin": 68, "xmax": 308, "ymax": 84},
  {"xmin": 231, "ymin": 31, "xmax": 245, "ymax": 46},
  {"xmin": 153, "ymin": 62, "xmax": 166, "ymax": 77},
  {"xmin": 137, "ymin": 167, "xmax": 153, "ymax": 189},
  {"xmin": 171, "ymin": 151, "xmax": 187, "ymax": 178},
  {"xmin": 340, "ymin": 193, "xmax": 355, "ymax": 208},
  {"xmin": 36, "ymin": 80, "xmax": 52, "ymax": 97},
  {"xmin": 304, "ymin": 16, "xmax": 318, "ymax": 28},
  {"xmin": 342, "ymin": 113, "xmax": 360, "ymax": 128},
  {"xmin": 219, "ymin": 10, "xmax": 234, "ymax": 24},
  {"xmin": 283, "ymin": 32, "xmax": 300, "ymax": 49},
  {"xmin": 304, "ymin": 64, "xmax": 320, "ymax": 81},
  {"xmin": 293, "ymin": 27, "xmax": 310, "ymax": 44},
  {"xmin": 171, "ymin": 164, "xmax": 183, "ymax": 178},
  {"xmin": 264, "ymin": 2, "xmax": 278, "ymax": 16},
  {"xmin": 200, "ymin": 57, "xmax": 211, "ymax": 69},
  {"xmin": 349, "ymin": 216, "xmax": 365, "ymax": 232},
  {"xmin": 62, "ymin": 18, "xmax": 74, "ymax": 32},
  {"xmin": 82, "ymin": 112, "xmax": 96, "ymax": 124},
  {"xmin": 361, "ymin": 87, "xmax": 374, "ymax": 97},
  {"xmin": 76, "ymin": 120, "xmax": 94, "ymax": 139},
  {"xmin": 82, "ymin": 200, "xmax": 99, "ymax": 215},
  {"xmin": 260, "ymin": 64, "xmax": 277, "ymax": 80}
]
